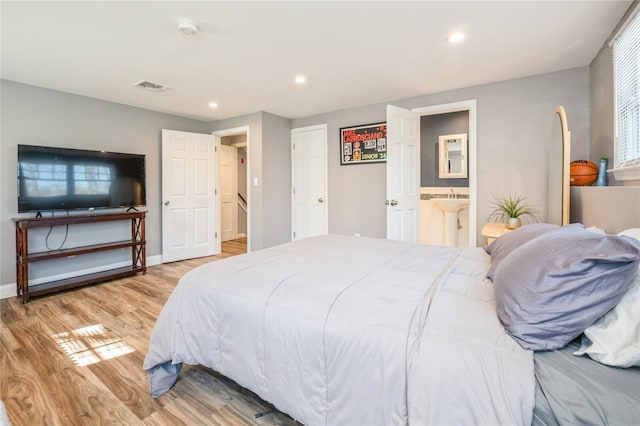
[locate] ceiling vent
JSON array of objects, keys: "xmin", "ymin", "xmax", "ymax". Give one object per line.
[{"xmin": 132, "ymin": 80, "xmax": 170, "ymax": 92}]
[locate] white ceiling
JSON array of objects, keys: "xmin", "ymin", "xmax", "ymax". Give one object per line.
[{"xmin": 1, "ymin": 1, "xmax": 631, "ymax": 122}]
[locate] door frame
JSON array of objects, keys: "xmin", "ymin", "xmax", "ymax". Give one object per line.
[
  {"xmin": 412, "ymin": 100, "xmax": 477, "ymax": 247},
  {"xmin": 220, "ymin": 144, "xmax": 239, "ymax": 242},
  {"xmin": 212, "ymin": 125, "xmax": 251, "ymax": 252}
]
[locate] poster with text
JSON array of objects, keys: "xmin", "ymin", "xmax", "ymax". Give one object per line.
[{"xmin": 340, "ymin": 122, "xmax": 387, "ymax": 165}]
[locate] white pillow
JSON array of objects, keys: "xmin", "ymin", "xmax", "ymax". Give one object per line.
[
  {"xmin": 585, "ymin": 225, "xmax": 605, "ymax": 234},
  {"xmin": 618, "ymin": 227, "xmax": 640, "ymax": 241},
  {"xmin": 574, "ymin": 228, "xmax": 640, "ymax": 368}
]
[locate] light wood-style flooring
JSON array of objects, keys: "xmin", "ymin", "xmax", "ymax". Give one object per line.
[{"xmin": 1, "ymin": 238, "xmax": 300, "ymax": 425}]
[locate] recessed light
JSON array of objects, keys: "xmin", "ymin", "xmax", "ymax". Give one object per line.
[
  {"xmin": 209, "ymin": 102, "xmax": 218, "ymax": 108},
  {"xmin": 294, "ymin": 75, "xmax": 306, "ymax": 84},
  {"xmin": 448, "ymin": 32, "xmax": 464, "ymax": 43}
]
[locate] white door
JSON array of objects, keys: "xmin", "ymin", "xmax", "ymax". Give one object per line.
[
  {"xmin": 386, "ymin": 105, "xmax": 420, "ymax": 242},
  {"xmin": 291, "ymin": 124, "xmax": 328, "ymax": 240},
  {"xmin": 162, "ymin": 129, "xmax": 218, "ymax": 262},
  {"xmin": 220, "ymin": 144, "xmax": 238, "ymax": 242}
]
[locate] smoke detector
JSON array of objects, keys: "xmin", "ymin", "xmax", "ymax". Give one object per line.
[
  {"xmin": 132, "ymin": 80, "xmax": 170, "ymax": 92},
  {"xmin": 178, "ymin": 19, "xmax": 198, "ymax": 36}
]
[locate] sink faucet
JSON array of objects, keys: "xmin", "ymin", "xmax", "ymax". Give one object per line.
[{"xmin": 448, "ymin": 186, "xmax": 455, "ymax": 199}]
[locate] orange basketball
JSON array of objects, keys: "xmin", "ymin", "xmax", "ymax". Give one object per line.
[{"xmin": 570, "ymin": 160, "xmax": 599, "ymax": 186}]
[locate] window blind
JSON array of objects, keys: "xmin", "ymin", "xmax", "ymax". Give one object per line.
[{"xmin": 614, "ymin": 12, "xmax": 640, "ymax": 168}]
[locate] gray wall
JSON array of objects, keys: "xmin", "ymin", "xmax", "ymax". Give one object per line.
[
  {"xmin": 0, "ymin": 66, "xmax": 592, "ymax": 286},
  {"xmin": 292, "ymin": 108, "xmax": 388, "ymax": 238},
  {"xmin": 0, "ymin": 82, "xmax": 291, "ymax": 288},
  {"xmin": 209, "ymin": 112, "xmax": 291, "ymax": 250},
  {"xmin": 571, "ymin": 186, "xmax": 640, "ymax": 233},
  {"xmin": 589, "ymin": 44, "xmax": 622, "ymax": 186},
  {"xmin": 261, "ymin": 112, "xmax": 292, "ymax": 247},
  {"xmin": 421, "ymin": 111, "xmax": 470, "ymax": 187},
  {"xmin": 1, "ymin": 79, "xmax": 209, "ymax": 286},
  {"xmin": 293, "ymin": 67, "xmax": 590, "ymax": 242}
]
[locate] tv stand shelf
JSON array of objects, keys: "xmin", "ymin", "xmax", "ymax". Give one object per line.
[{"xmin": 13, "ymin": 211, "xmax": 146, "ymax": 303}]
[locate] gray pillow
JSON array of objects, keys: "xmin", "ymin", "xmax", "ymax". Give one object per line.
[
  {"xmin": 485, "ymin": 223, "xmax": 561, "ymax": 280},
  {"xmin": 493, "ymin": 225, "xmax": 640, "ymax": 351}
]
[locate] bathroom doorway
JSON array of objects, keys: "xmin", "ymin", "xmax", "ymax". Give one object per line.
[{"xmin": 413, "ymin": 100, "xmax": 477, "ymax": 247}]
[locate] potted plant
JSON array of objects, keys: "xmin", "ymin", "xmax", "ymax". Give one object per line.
[{"xmin": 488, "ymin": 193, "xmax": 540, "ymax": 229}]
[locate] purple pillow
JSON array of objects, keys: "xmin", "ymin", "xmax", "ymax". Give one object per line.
[
  {"xmin": 485, "ymin": 223, "xmax": 561, "ymax": 280},
  {"xmin": 493, "ymin": 225, "xmax": 640, "ymax": 351}
]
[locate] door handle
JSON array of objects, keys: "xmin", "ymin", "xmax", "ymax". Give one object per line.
[
  {"xmin": 164, "ymin": 201, "xmax": 170, "ymax": 206},
  {"xmin": 385, "ymin": 200, "xmax": 398, "ymax": 206},
  {"xmin": 318, "ymin": 197, "xmax": 324, "ymax": 203}
]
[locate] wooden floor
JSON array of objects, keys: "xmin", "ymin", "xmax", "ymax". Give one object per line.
[{"xmin": 0, "ymin": 238, "xmax": 300, "ymax": 426}]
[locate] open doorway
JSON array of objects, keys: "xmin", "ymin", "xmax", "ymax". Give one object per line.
[
  {"xmin": 413, "ymin": 100, "xmax": 477, "ymax": 247},
  {"xmin": 214, "ymin": 126, "xmax": 250, "ymax": 255}
]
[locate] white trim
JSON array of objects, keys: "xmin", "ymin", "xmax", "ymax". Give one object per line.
[
  {"xmin": 608, "ymin": 2, "xmax": 639, "ymax": 47},
  {"xmin": 608, "ymin": 164, "xmax": 640, "ymax": 181},
  {"xmin": 213, "ymin": 125, "xmax": 251, "ymax": 252},
  {"xmin": 413, "ymin": 100, "xmax": 478, "ymax": 247},
  {"xmin": 612, "ymin": 9, "xmax": 640, "ymax": 173},
  {"xmin": 0, "ymin": 255, "xmax": 162, "ymax": 300},
  {"xmin": 0, "ymin": 284, "xmax": 16, "ymax": 300},
  {"xmin": 147, "ymin": 254, "xmax": 162, "ymax": 267}
]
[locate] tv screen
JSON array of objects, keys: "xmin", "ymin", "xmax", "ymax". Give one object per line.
[{"xmin": 18, "ymin": 144, "xmax": 146, "ymax": 213}]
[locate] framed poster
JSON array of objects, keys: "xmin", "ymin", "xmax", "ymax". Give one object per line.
[{"xmin": 340, "ymin": 122, "xmax": 387, "ymax": 165}]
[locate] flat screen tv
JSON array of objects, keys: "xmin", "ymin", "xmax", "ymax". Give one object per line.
[{"xmin": 18, "ymin": 144, "xmax": 146, "ymax": 213}]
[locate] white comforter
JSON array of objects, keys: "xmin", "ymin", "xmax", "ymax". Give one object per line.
[{"xmin": 144, "ymin": 235, "xmax": 534, "ymax": 425}]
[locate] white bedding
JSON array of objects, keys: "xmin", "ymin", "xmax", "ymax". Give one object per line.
[{"xmin": 144, "ymin": 235, "xmax": 534, "ymax": 425}]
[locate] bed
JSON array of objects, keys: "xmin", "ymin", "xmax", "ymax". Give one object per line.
[
  {"xmin": 533, "ymin": 340, "xmax": 640, "ymax": 425},
  {"xmin": 144, "ymin": 226, "xmax": 640, "ymax": 425}
]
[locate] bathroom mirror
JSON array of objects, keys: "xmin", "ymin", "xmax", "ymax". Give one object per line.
[{"xmin": 439, "ymin": 133, "xmax": 467, "ymax": 179}]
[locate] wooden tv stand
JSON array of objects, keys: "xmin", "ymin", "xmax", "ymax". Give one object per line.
[{"xmin": 13, "ymin": 211, "xmax": 146, "ymax": 303}]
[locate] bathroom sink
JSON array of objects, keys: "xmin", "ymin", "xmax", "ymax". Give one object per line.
[
  {"xmin": 432, "ymin": 198, "xmax": 470, "ymax": 213},
  {"xmin": 431, "ymin": 198, "xmax": 470, "ymax": 247}
]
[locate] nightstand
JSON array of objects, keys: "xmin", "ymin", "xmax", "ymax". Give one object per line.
[{"xmin": 481, "ymin": 223, "xmax": 514, "ymax": 246}]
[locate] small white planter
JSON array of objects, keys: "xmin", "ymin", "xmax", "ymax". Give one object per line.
[{"xmin": 507, "ymin": 217, "xmax": 522, "ymax": 229}]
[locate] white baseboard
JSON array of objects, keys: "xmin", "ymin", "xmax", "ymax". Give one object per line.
[
  {"xmin": 1, "ymin": 255, "xmax": 164, "ymax": 300},
  {"xmin": 0, "ymin": 283, "xmax": 16, "ymax": 300},
  {"xmin": 147, "ymin": 255, "xmax": 162, "ymax": 267}
]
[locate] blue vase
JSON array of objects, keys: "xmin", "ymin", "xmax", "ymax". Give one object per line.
[{"xmin": 595, "ymin": 158, "xmax": 607, "ymax": 186}]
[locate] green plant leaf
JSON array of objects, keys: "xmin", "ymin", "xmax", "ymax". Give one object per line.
[{"xmin": 488, "ymin": 193, "xmax": 540, "ymax": 224}]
